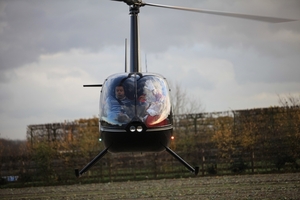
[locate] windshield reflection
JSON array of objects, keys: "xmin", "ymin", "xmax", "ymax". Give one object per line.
[{"xmin": 100, "ymin": 73, "xmax": 171, "ymax": 128}]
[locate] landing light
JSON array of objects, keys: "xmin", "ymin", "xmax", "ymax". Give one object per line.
[
  {"xmin": 126, "ymin": 122, "xmax": 147, "ymax": 133},
  {"xmin": 171, "ymin": 136, "xmax": 175, "ymax": 140},
  {"xmin": 137, "ymin": 126, "xmax": 143, "ymax": 132},
  {"xmin": 130, "ymin": 126, "xmax": 136, "ymax": 132}
]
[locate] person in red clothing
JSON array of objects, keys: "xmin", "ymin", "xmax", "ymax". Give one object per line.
[{"xmin": 140, "ymin": 80, "xmax": 168, "ymax": 127}]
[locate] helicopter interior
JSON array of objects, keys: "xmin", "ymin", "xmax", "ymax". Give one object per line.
[{"xmin": 100, "ymin": 73, "xmax": 172, "ymax": 129}]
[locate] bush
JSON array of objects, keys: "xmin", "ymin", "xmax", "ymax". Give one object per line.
[
  {"xmin": 0, "ymin": 177, "xmax": 8, "ymax": 185},
  {"xmin": 231, "ymin": 159, "xmax": 247, "ymax": 173},
  {"xmin": 206, "ymin": 164, "xmax": 217, "ymax": 175}
]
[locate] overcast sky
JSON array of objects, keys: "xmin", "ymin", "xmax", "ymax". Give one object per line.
[{"xmin": 1, "ymin": 0, "xmax": 300, "ymax": 140}]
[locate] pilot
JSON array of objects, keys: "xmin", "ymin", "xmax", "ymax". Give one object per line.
[{"xmin": 106, "ymin": 85, "xmax": 133, "ymax": 124}]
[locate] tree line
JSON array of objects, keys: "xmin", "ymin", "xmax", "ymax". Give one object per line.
[
  {"xmin": 1, "ymin": 93, "xmax": 299, "ymax": 186},
  {"xmin": 1, "ymin": 106, "xmax": 299, "ymax": 187}
]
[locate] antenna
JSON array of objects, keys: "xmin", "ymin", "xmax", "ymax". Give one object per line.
[
  {"xmin": 125, "ymin": 38, "xmax": 128, "ymax": 72},
  {"xmin": 145, "ymin": 53, "xmax": 148, "ymax": 72}
]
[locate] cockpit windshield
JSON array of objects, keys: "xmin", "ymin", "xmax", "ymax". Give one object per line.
[{"xmin": 99, "ymin": 73, "xmax": 172, "ymax": 129}]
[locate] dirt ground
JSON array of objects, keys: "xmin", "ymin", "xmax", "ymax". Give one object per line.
[{"xmin": 1, "ymin": 173, "xmax": 299, "ymax": 199}]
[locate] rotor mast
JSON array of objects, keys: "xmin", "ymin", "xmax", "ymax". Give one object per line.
[{"xmin": 129, "ymin": 5, "xmax": 141, "ymax": 73}]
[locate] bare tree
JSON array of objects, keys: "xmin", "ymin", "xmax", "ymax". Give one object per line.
[
  {"xmin": 168, "ymin": 81, "xmax": 204, "ymax": 115},
  {"xmin": 278, "ymin": 94, "xmax": 300, "ymax": 107}
]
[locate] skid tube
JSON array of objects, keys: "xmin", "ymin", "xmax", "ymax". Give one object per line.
[
  {"xmin": 75, "ymin": 147, "xmax": 109, "ymax": 177},
  {"xmin": 164, "ymin": 145, "xmax": 199, "ymax": 175}
]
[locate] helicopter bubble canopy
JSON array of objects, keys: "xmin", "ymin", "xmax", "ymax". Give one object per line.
[{"xmin": 99, "ymin": 72, "xmax": 172, "ymax": 130}]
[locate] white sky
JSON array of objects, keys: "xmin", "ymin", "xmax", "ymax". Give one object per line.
[{"xmin": 0, "ymin": 0, "xmax": 300, "ymax": 140}]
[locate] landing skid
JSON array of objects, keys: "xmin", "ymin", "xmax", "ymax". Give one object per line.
[
  {"xmin": 164, "ymin": 145, "xmax": 199, "ymax": 175},
  {"xmin": 75, "ymin": 147, "xmax": 109, "ymax": 177},
  {"xmin": 75, "ymin": 146, "xmax": 198, "ymax": 177}
]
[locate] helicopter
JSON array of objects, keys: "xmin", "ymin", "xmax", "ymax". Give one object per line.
[{"xmin": 75, "ymin": 0, "xmax": 296, "ymax": 177}]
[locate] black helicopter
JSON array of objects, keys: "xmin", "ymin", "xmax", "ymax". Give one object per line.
[{"xmin": 75, "ymin": 0, "xmax": 296, "ymax": 177}]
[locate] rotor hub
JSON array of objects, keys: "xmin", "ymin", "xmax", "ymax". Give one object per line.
[{"xmin": 122, "ymin": 0, "xmax": 144, "ymax": 6}]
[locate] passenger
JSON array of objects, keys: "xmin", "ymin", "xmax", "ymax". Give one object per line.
[
  {"xmin": 106, "ymin": 85, "xmax": 133, "ymax": 124},
  {"xmin": 141, "ymin": 80, "xmax": 168, "ymax": 127}
]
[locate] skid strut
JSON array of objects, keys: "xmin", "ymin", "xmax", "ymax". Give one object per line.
[
  {"xmin": 75, "ymin": 145, "xmax": 199, "ymax": 177},
  {"xmin": 75, "ymin": 147, "xmax": 109, "ymax": 177},
  {"xmin": 165, "ymin": 146, "xmax": 199, "ymax": 175}
]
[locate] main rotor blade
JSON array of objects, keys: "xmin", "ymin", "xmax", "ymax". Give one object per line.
[{"xmin": 144, "ymin": 3, "xmax": 296, "ymax": 23}]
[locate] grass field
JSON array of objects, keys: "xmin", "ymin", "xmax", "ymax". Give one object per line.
[{"xmin": 1, "ymin": 173, "xmax": 299, "ymax": 199}]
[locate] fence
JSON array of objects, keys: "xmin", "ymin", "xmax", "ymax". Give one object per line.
[{"xmin": 1, "ymin": 106, "xmax": 299, "ymax": 187}]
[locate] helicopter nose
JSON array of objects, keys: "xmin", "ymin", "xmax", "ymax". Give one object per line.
[{"xmin": 125, "ymin": 121, "xmax": 147, "ymax": 133}]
